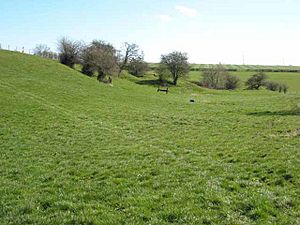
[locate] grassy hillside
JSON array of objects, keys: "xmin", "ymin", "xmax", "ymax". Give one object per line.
[{"xmin": 0, "ymin": 50, "xmax": 300, "ymax": 225}]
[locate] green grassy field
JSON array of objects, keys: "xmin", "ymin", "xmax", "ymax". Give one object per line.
[
  {"xmin": 193, "ymin": 64, "xmax": 300, "ymax": 72},
  {"xmin": 1, "ymin": 50, "xmax": 300, "ymax": 225},
  {"xmin": 149, "ymin": 63, "xmax": 300, "ymax": 73},
  {"xmin": 188, "ymin": 71, "xmax": 300, "ymax": 92}
]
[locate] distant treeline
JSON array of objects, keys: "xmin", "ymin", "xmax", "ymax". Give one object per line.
[
  {"xmin": 30, "ymin": 37, "xmax": 291, "ymax": 91},
  {"xmin": 191, "ymin": 68, "xmax": 300, "ymax": 73},
  {"xmin": 149, "ymin": 64, "xmax": 300, "ymax": 73}
]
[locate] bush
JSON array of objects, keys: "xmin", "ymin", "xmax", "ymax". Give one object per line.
[
  {"xmin": 200, "ymin": 64, "xmax": 239, "ymax": 90},
  {"xmin": 278, "ymin": 84, "xmax": 288, "ymax": 94},
  {"xmin": 225, "ymin": 74, "xmax": 240, "ymax": 90},
  {"xmin": 156, "ymin": 64, "xmax": 171, "ymax": 84},
  {"xmin": 58, "ymin": 37, "xmax": 81, "ymax": 68},
  {"xmin": 264, "ymin": 81, "xmax": 288, "ymax": 94},
  {"xmin": 81, "ymin": 64, "xmax": 95, "ymax": 77},
  {"xmin": 245, "ymin": 72, "xmax": 268, "ymax": 89},
  {"xmin": 79, "ymin": 40, "xmax": 118, "ymax": 83},
  {"xmin": 265, "ymin": 81, "xmax": 279, "ymax": 91},
  {"xmin": 127, "ymin": 57, "xmax": 148, "ymax": 77}
]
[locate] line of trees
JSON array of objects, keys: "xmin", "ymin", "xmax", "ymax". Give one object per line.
[
  {"xmin": 56, "ymin": 37, "xmax": 148, "ymax": 83},
  {"xmin": 56, "ymin": 37, "xmax": 191, "ymax": 85},
  {"xmin": 245, "ymin": 72, "xmax": 288, "ymax": 93},
  {"xmin": 198, "ymin": 66, "xmax": 288, "ymax": 92},
  {"xmin": 33, "ymin": 37, "xmax": 289, "ymax": 92},
  {"xmin": 33, "ymin": 37, "xmax": 191, "ymax": 86}
]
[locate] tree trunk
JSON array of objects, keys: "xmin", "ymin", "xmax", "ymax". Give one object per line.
[
  {"xmin": 173, "ymin": 76, "xmax": 178, "ymax": 85},
  {"xmin": 97, "ymin": 70, "xmax": 106, "ymax": 82},
  {"xmin": 118, "ymin": 51, "xmax": 129, "ymax": 77},
  {"xmin": 118, "ymin": 66, "xmax": 123, "ymax": 77},
  {"xmin": 173, "ymin": 71, "xmax": 178, "ymax": 85}
]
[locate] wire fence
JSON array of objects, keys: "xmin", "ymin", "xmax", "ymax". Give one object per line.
[
  {"xmin": 0, "ymin": 43, "xmax": 34, "ymax": 55},
  {"xmin": 0, "ymin": 43, "xmax": 59, "ymax": 60}
]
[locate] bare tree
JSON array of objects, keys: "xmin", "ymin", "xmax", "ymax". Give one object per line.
[
  {"xmin": 118, "ymin": 42, "xmax": 143, "ymax": 76},
  {"xmin": 58, "ymin": 37, "xmax": 81, "ymax": 68},
  {"xmin": 33, "ymin": 44, "xmax": 58, "ymax": 59},
  {"xmin": 34, "ymin": 44, "xmax": 50, "ymax": 57},
  {"xmin": 160, "ymin": 51, "xmax": 189, "ymax": 85}
]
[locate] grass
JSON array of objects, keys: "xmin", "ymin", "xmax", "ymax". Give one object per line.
[
  {"xmin": 150, "ymin": 63, "xmax": 300, "ymax": 73},
  {"xmin": 0, "ymin": 50, "xmax": 300, "ymax": 224}
]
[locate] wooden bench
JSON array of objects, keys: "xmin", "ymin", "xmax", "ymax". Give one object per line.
[{"xmin": 157, "ymin": 86, "xmax": 169, "ymax": 94}]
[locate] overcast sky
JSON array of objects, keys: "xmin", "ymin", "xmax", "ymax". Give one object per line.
[{"xmin": 1, "ymin": 0, "xmax": 300, "ymax": 65}]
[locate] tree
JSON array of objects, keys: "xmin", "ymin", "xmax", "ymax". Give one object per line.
[
  {"xmin": 118, "ymin": 42, "xmax": 143, "ymax": 76},
  {"xmin": 160, "ymin": 51, "xmax": 189, "ymax": 85},
  {"xmin": 58, "ymin": 37, "xmax": 81, "ymax": 68},
  {"xmin": 245, "ymin": 72, "xmax": 268, "ymax": 90},
  {"xmin": 80, "ymin": 40, "xmax": 118, "ymax": 82}
]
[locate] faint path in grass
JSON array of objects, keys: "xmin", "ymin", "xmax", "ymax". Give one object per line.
[{"xmin": 0, "ymin": 81, "xmax": 119, "ymax": 134}]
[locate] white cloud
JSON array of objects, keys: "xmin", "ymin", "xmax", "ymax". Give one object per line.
[
  {"xmin": 175, "ymin": 5, "xmax": 197, "ymax": 17},
  {"xmin": 158, "ymin": 15, "xmax": 172, "ymax": 22}
]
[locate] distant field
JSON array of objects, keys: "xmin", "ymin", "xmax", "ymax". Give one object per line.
[
  {"xmin": 188, "ymin": 71, "xmax": 300, "ymax": 92},
  {"xmin": 192, "ymin": 64, "xmax": 300, "ymax": 72},
  {"xmin": 149, "ymin": 63, "xmax": 300, "ymax": 73},
  {"xmin": 1, "ymin": 51, "xmax": 300, "ymax": 224}
]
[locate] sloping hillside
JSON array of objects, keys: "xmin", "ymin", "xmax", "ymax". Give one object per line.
[{"xmin": 0, "ymin": 50, "xmax": 299, "ymax": 224}]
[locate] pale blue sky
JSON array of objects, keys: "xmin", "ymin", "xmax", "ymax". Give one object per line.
[{"xmin": 1, "ymin": 0, "xmax": 300, "ymax": 65}]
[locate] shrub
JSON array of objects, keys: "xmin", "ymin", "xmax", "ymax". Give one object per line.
[
  {"xmin": 81, "ymin": 64, "xmax": 95, "ymax": 77},
  {"xmin": 127, "ymin": 57, "xmax": 148, "ymax": 77},
  {"xmin": 264, "ymin": 81, "xmax": 288, "ymax": 94},
  {"xmin": 200, "ymin": 64, "xmax": 239, "ymax": 90},
  {"xmin": 58, "ymin": 37, "xmax": 81, "ymax": 68},
  {"xmin": 156, "ymin": 64, "xmax": 171, "ymax": 84},
  {"xmin": 279, "ymin": 84, "xmax": 288, "ymax": 94},
  {"xmin": 225, "ymin": 74, "xmax": 240, "ymax": 90},
  {"xmin": 245, "ymin": 72, "xmax": 268, "ymax": 89},
  {"xmin": 79, "ymin": 40, "xmax": 118, "ymax": 82},
  {"xmin": 265, "ymin": 81, "xmax": 279, "ymax": 91}
]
